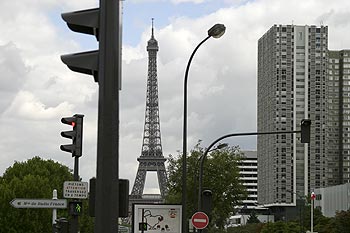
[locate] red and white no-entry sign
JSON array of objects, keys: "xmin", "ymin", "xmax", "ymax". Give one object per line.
[
  {"xmin": 191, "ymin": 211, "xmax": 209, "ymax": 229},
  {"xmin": 311, "ymin": 191, "xmax": 316, "ymax": 200}
]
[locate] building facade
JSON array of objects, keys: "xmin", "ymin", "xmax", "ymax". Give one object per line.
[
  {"xmin": 257, "ymin": 25, "xmax": 328, "ymax": 207},
  {"xmin": 239, "ymin": 151, "xmax": 258, "ymax": 208},
  {"xmin": 230, "ymin": 151, "xmax": 274, "ymax": 226},
  {"xmin": 327, "ymin": 50, "xmax": 350, "ymax": 185},
  {"xmin": 314, "ymin": 183, "xmax": 350, "ymax": 217}
]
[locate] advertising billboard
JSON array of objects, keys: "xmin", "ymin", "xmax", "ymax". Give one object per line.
[{"xmin": 133, "ymin": 204, "xmax": 182, "ymax": 233}]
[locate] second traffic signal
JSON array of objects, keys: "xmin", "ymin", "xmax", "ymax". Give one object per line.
[
  {"xmin": 69, "ymin": 201, "xmax": 83, "ymax": 216},
  {"xmin": 301, "ymin": 119, "xmax": 311, "ymax": 143},
  {"xmin": 60, "ymin": 114, "xmax": 84, "ymax": 157}
]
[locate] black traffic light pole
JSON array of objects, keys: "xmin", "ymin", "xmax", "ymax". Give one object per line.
[
  {"xmin": 60, "ymin": 0, "xmax": 121, "ymax": 231},
  {"xmin": 68, "ymin": 157, "xmax": 79, "ymax": 233},
  {"xmin": 95, "ymin": 0, "xmax": 120, "ymax": 232},
  {"xmin": 60, "ymin": 114, "xmax": 84, "ymax": 233},
  {"xmin": 71, "ymin": 154, "xmax": 81, "ymax": 233}
]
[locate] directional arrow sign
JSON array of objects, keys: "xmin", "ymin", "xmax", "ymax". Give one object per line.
[{"xmin": 10, "ymin": 198, "xmax": 67, "ymax": 209}]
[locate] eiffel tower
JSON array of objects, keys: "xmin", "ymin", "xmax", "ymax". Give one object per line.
[{"xmin": 130, "ymin": 20, "xmax": 167, "ymax": 201}]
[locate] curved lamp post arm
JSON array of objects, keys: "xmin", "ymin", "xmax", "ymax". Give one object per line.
[
  {"xmin": 197, "ymin": 129, "xmax": 306, "ymax": 211},
  {"xmin": 198, "ymin": 134, "xmax": 224, "ymax": 211},
  {"xmin": 183, "ymin": 34, "xmax": 211, "ymax": 165}
]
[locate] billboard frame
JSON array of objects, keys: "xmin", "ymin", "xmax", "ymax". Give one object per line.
[{"xmin": 132, "ymin": 203, "xmax": 182, "ymax": 233}]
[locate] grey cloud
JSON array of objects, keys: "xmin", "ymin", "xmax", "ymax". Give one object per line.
[
  {"xmin": 0, "ymin": 43, "xmax": 28, "ymax": 113},
  {"xmin": 2, "ymin": 0, "xmax": 350, "ymax": 193},
  {"xmin": 0, "ymin": 43, "xmax": 27, "ymax": 91}
]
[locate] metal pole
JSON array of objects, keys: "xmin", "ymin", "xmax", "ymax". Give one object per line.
[
  {"xmin": 299, "ymin": 203, "xmax": 301, "ymax": 233},
  {"xmin": 183, "ymin": 35, "xmax": 210, "ymax": 233},
  {"xmin": 141, "ymin": 209, "xmax": 145, "ymax": 233},
  {"xmin": 74, "ymin": 156, "xmax": 79, "ymax": 180},
  {"xmin": 70, "ymin": 157, "xmax": 79, "ymax": 233},
  {"xmin": 95, "ymin": 0, "xmax": 120, "ymax": 232},
  {"xmin": 52, "ymin": 189, "xmax": 57, "ymax": 225},
  {"xmin": 311, "ymin": 199, "xmax": 314, "ymax": 233},
  {"xmin": 198, "ymin": 147, "xmax": 210, "ymax": 212},
  {"xmin": 302, "ymin": 199, "xmax": 304, "ymax": 233}
]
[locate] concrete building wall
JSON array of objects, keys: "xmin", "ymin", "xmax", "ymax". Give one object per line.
[
  {"xmin": 328, "ymin": 50, "xmax": 350, "ymax": 185},
  {"xmin": 314, "ymin": 183, "xmax": 350, "ymax": 217},
  {"xmin": 239, "ymin": 151, "xmax": 258, "ymax": 207},
  {"xmin": 257, "ymin": 25, "xmax": 328, "ymax": 206}
]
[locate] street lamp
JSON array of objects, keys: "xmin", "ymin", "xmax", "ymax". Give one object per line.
[{"xmin": 182, "ymin": 23, "xmax": 225, "ymax": 233}]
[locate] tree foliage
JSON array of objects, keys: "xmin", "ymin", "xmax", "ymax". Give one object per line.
[
  {"xmin": 258, "ymin": 208, "xmax": 350, "ymax": 233},
  {"xmin": 165, "ymin": 142, "xmax": 247, "ymax": 230},
  {"xmin": 227, "ymin": 223, "xmax": 264, "ymax": 233},
  {"xmin": 260, "ymin": 221, "xmax": 301, "ymax": 233},
  {"xmin": 332, "ymin": 210, "xmax": 350, "ymax": 233},
  {"xmin": 0, "ymin": 157, "xmax": 73, "ymax": 232}
]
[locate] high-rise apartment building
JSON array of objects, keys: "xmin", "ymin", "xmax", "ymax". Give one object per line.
[
  {"xmin": 257, "ymin": 25, "xmax": 328, "ymax": 209},
  {"xmin": 327, "ymin": 50, "xmax": 350, "ymax": 185},
  {"xmin": 239, "ymin": 151, "xmax": 258, "ymax": 208}
]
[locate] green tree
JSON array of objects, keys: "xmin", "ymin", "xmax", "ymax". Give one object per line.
[
  {"xmin": 227, "ymin": 223, "xmax": 264, "ymax": 233},
  {"xmin": 302, "ymin": 203, "xmax": 331, "ymax": 232},
  {"xmin": 166, "ymin": 143, "xmax": 247, "ymax": 230},
  {"xmin": 333, "ymin": 209, "xmax": 350, "ymax": 233},
  {"xmin": 0, "ymin": 156, "xmax": 93, "ymax": 232},
  {"xmin": 260, "ymin": 221, "xmax": 300, "ymax": 233}
]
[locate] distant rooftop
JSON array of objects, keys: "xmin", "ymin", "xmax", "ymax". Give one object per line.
[{"xmin": 242, "ymin": 150, "xmax": 257, "ymax": 158}]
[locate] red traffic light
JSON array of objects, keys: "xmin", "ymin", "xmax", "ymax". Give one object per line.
[
  {"xmin": 61, "ymin": 117, "xmax": 76, "ymax": 125},
  {"xmin": 60, "ymin": 114, "xmax": 84, "ymax": 157}
]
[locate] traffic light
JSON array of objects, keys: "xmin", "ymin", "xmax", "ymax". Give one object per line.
[
  {"xmin": 139, "ymin": 222, "xmax": 147, "ymax": 231},
  {"xmin": 89, "ymin": 177, "xmax": 96, "ymax": 217},
  {"xmin": 61, "ymin": 8, "xmax": 99, "ymax": 82},
  {"xmin": 69, "ymin": 201, "xmax": 83, "ymax": 216},
  {"xmin": 301, "ymin": 119, "xmax": 311, "ymax": 143},
  {"xmin": 119, "ymin": 179, "xmax": 129, "ymax": 217},
  {"xmin": 60, "ymin": 114, "xmax": 84, "ymax": 157},
  {"xmin": 201, "ymin": 189, "xmax": 213, "ymax": 217},
  {"xmin": 88, "ymin": 178, "xmax": 129, "ymax": 217}
]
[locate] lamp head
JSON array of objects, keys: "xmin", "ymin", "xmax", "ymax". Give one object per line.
[
  {"xmin": 208, "ymin": 24, "xmax": 226, "ymax": 38},
  {"xmin": 216, "ymin": 143, "xmax": 228, "ymax": 149}
]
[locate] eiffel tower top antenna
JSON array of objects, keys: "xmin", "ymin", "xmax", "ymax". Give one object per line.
[{"xmin": 151, "ymin": 18, "xmax": 154, "ymax": 38}]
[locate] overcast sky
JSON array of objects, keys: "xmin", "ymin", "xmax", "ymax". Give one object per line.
[{"xmin": 1, "ymin": 0, "xmax": 350, "ymax": 194}]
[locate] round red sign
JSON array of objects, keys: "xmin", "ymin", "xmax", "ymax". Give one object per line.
[
  {"xmin": 191, "ymin": 211, "xmax": 209, "ymax": 229},
  {"xmin": 311, "ymin": 191, "xmax": 316, "ymax": 200}
]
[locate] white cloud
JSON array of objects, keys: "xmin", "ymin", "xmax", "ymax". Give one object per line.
[
  {"xmin": 1, "ymin": 0, "xmax": 350, "ymax": 193},
  {"xmin": 171, "ymin": 0, "xmax": 206, "ymax": 4},
  {"xmin": 4, "ymin": 91, "xmax": 74, "ymax": 120}
]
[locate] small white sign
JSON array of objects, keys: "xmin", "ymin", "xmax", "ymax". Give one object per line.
[
  {"xmin": 10, "ymin": 198, "xmax": 67, "ymax": 209},
  {"xmin": 63, "ymin": 181, "xmax": 88, "ymax": 199}
]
